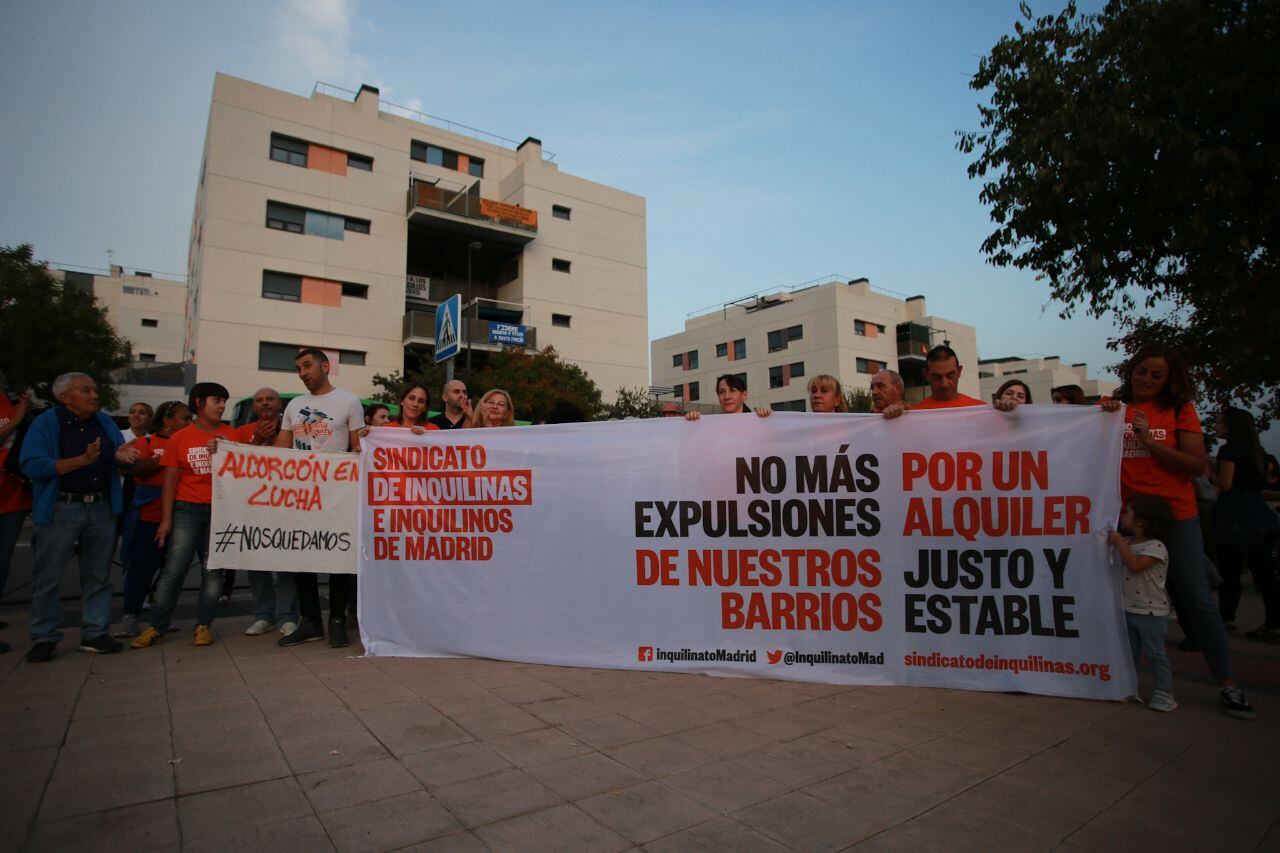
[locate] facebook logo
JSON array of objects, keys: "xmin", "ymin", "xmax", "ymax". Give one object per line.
[{"xmin": 637, "ymin": 646, "xmax": 653, "ymax": 662}]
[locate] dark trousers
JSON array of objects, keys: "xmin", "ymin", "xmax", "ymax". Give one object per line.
[
  {"xmin": 124, "ymin": 519, "xmax": 165, "ymax": 616},
  {"xmin": 1219, "ymin": 535, "xmax": 1280, "ymax": 628},
  {"xmin": 295, "ymin": 572, "xmax": 354, "ymax": 624}
]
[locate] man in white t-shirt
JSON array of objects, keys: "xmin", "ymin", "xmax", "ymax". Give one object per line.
[{"xmin": 275, "ymin": 348, "xmax": 364, "ymax": 648}]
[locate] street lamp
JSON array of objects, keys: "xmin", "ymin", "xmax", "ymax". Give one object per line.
[{"xmin": 466, "ymin": 241, "xmax": 482, "ymax": 371}]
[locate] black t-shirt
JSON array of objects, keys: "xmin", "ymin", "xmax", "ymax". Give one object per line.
[
  {"xmin": 428, "ymin": 412, "xmax": 467, "ymax": 430},
  {"xmin": 1219, "ymin": 441, "xmax": 1266, "ymax": 492}
]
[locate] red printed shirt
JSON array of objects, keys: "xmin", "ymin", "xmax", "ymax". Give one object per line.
[
  {"xmin": 129, "ymin": 433, "xmax": 170, "ymax": 523},
  {"xmin": 1121, "ymin": 400, "xmax": 1201, "ymax": 521},
  {"xmin": 912, "ymin": 394, "xmax": 985, "ymax": 410},
  {"xmin": 161, "ymin": 423, "xmax": 238, "ymax": 505}
]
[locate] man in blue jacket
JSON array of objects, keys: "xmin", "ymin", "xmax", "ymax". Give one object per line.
[{"xmin": 20, "ymin": 373, "xmax": 139, "ymax": 662}]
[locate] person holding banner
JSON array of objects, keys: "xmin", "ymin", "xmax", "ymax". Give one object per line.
[
  {"xmin": 390, "ymin": 383, "xmax": 439, "ymax": 435},
  {"xmin": 471, "ymin": 389, "xmax": 516, "ymax": 428},
  {"xmin": 429, "ymin": 379, "xmax": 472, "ymax": 430},
  {"xmin": 993, "ymin": 379, "xmax": 1033, "ymax": 406},
  {"xmin": 114, "ymin": 401, "xmax": 191, "ymax": 638},
  {"xmin": 910, "ymin": 345, "xmax": 987, "ymax": 410},
  {"xmin": 275, "ymin": 348, "xmax": 365, "ymax": 648},
  {"xmin": 807, "ymin": 375, "xmax": 848, "ymax": 413},
  {"xmin": 1101, "ymin": 345, "xmax": 1255, "ymax": 719},
  {"xmin": 871, "ymin": 369, "xmax": 907, "ymax": 417},
  {"xmin": 684, "ymin": 374, "xmax": 772, "ymax": 420},
  {"xmin": 131, "ymin": 384, "xmax": 236, "ymax": 649}
]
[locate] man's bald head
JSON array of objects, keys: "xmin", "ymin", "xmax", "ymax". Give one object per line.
[{"xmin": 251, "ymin": 387, "xmax": 282, "ymax": 419}]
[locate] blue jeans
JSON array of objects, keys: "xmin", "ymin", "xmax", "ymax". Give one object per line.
[
  {"xmin": 0, "ymin": 509, "xmax": 27, "ymax": 597},
  {"xmin": 28, "ymin": 501, "xmax": 116, "ymax": 644},
  {"xmin": 1126, "ymin": 611, "xmax": 1173, "ymax": 697},
  {"xmin": 148, "ymin": 502, "xmax": 221, "ymax": 633},
  {"xmin": 1167, "ymin": 517, "xmax": 1233, "ymax": 681},
  {"xmin": 248, "ymin": 571, "xmax": 298, "ymax": 626},
  {"xmin": 124, "ymin": 519, "xmax": 164, "ymax": 616}
]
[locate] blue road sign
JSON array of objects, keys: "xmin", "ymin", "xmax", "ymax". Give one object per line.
[
  {"xmin": 488, "ymin": 322, "xmax": 527, "ymax": 346},
  {"xmin": 435, "ymin": 294, "xmax": 461, "ymax": 362}
]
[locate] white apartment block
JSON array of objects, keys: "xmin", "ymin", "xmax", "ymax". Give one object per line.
[
  {"xmin": 53, "ymin": 266, "xmax": 188, "ymax": 414},
  {"xmin": 651, "ymin": 277, "xmax": 979, "ymax": 412},
  {"xmin": 979, "ymin": 356, "xmax": 1117, "ymax": 404},
  {"xmin": 186, "ymin": 73, "xmax": 648, "ymax": 400}
]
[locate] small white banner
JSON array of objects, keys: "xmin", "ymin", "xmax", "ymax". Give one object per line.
[
  {"xmin": 357, "ymin": 407, "xmax": 1134, "ymax": 700},
  {"xmin": 209, "ymin": 442, "xmax": 360, "ymax": 574}
]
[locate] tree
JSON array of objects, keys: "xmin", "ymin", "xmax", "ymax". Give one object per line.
[
  {"xmin": 601, "ymin": 387, "xmax": 662, "ymax": 420},
  {"xmin": 959, "ymin": 1, "xmax": 1280, "ymax": 419},
  {"xmin": 845, "ymin": 388, "xmax": 873, "ymax": 414},
  {"xmin": 0, "ymin": 244, "xmax": 132, "ymax": 409},
  {"xmin": 472, "ymin": 346, "xmax": 603, "ymax": 423}
]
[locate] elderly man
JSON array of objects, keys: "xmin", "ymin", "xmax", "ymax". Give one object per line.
[
  {"xmin": 428, "ymin": 379, "xmax": 471, "ymax": 430},
  {"xmin": 19, "ymin": 373, "xmax": 139, "ymax": 662},
  {"xmin": 235, "ymin": 387, "xmax": 299, "ymax": 636},
  {"xmin": 871, "ymin": 369, "xmax": 907, "ymax": 418}
]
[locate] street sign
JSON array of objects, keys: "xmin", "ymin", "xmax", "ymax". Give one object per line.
[
  {"xmin": 488, "ymin": 322, "xmax": 527, "ymax": 346},
  {"xmin": 435, "ymin": 294, "xmax": 461, "ymax": 362}
]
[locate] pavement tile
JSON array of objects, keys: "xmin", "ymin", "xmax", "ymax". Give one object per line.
[
  {"xmin": 395, "ymin": 829, "xmax": 491, "ymax": 852},
  {"xmin": 605, "ymin": 734, "xmax": 716, "ymax": 777},
  {"xmin": 177, "ymin": 776, "xmax": 313, "ymax": 847},
  {"xmin": 173, "ymin": 738, "xmax": 292, "ymax": 796},
  {"xmin": 525, "ymin": 752, "xmax": 646, "ymax": 801},
  {"xmin": 0, "ymin": 746, "xmax": 59, "ymax": 847},
  {"xmin": 947, "ymin": 778, "xmax": 1103, "ymax": 842},
  {"xmin": 449, "ymin": 701, "xmax": 546, "ymax": 739},
  {"xmin": 734, "ymin": 790, "xmax": 879, "ymax": 851},
  {"xmin": 619, "ymin": 700, "xmax": 727, "ymax": 735},
  {"xmin": 476, "ymin": 803, "xmax": 632, "ymax": 852},
  {"xmin": 0, "ymin": 685, "xmax": 81, "ymax": 716},
  {"xmin": 165, "ymin": 674, "xmax": 252, "ymax": 711},
  {"xmin": 662, "ymin": 759, "xmax": 790, "ymax": 813},
  {"xmin": 670, "ymin": 720, "xmax": 781, "ymax": 758},
  {"xmin": 1040, "ymin": 725, "xmax": 1170, "ymax": 784},
  {"xmin": 71, "ymin": 679, "xmax": 168, "ymax": 720},
  {"xmin": 322, "ymin": 670, "xmax": 420, "ymax": 708},
  {"xmin": 900, "ymin": 731, "xmax": 1026, "ymax": 774},
  {"xmin": 489, "ymin": 679, "xmax": 573, "ymax": 705},
  {"xmin": 804, "ymin": 770, "xmax": 954, "ymax": 829},
  {"xmin": 0, "ymin": 705, "xmax": 71, "ymax": 753},
  {"xmin": 830, "ymin": 687, "xmax": 920, "ymax": 713},
  {"xmin": 642, "ymin": 815, "xmax": 790, "ymax": 852},
  {"xmin": 321, "ymin": 790, "xmax": 460, "ymax": 852},
  {"xmin": 25, "ymin": 799, "xmax": 179, "ymax": 853},
  {"xmin": 558, "ymin": 713, "xmax": 662, "ymax": 750},
  {"xmin": 991, "ymin": 754, "xmax": 1133, "ymax": 808},
  {"xmin": 434, "ymin": 767, "xmax": 564, "ymax": 828},
  {"xmin": 402, "ymin": 741, "xmax": 513, "ymax": 788},
  {"xmin": 269, "ymin": 705, "xmax": 390, "ymax": 773},
  {"xmin": 193, "ymin": 814, "xmax": 336, "ymax": 853},
  {"xmin": 524, "ymin": 695, "xmax": 615, "ymax": 725},
  {"xmin": 39, "ymin": 734, "xmax": 174, "ymax": 821},
  {"xmin": 732, "ymin": 734, "xmax": 862, "ymax": 789},
  {"xmin": 353, "ymin": 699, "xmax": 474, "ymax": 757},
  {"xmin": 487, "ymin": 725, "xmax": 593, "ymax": 767},
  {"xmin": 577, "ymin": 781, "xmax": 718, "ymax": 845},
  {"xmin": 300, "ymin": 756, "xmax": 424, "ymax": 811},
  {"xmin": 893, "ymin": 800, "xmax": 1051, "ymax": 852}
]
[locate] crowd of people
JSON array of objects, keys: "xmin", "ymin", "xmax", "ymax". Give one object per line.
[{"xmin": 0, "ymin": 344, "xmax": 1275, "ymax": 720}]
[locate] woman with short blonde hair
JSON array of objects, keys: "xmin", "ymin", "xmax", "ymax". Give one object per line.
[{"xmin": 471, "ymin": 389, "xmax": 516, "ymax": 428}]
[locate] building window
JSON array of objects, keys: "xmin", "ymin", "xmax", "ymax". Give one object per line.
[
  {"xmin": 552, "ymin": 313, "xmax": 571, "ymax": 328},
  {"xmin": 468, "ymin": 157, "xmax": 485, "ymax": 178},
  {"xmin": 774, "ymin": 399, "xmax": 806, "ymax": 412},
  {"xmin": 854, "ymin": 319, "xmax": 887, "ymax": 338},
  {"xmin": 259, "ymin": 342, "xmax": 298, "ymax": 371},
  {"xmin": 687, "ymin": 381, "xmax": 700, "ymax": 402},
  {"xmin": 856, "ymin": 357, "xmax": 883, "ymax": 374},
  {"xmin": 716, "ymin": 342, "xmax": 728, "ymax": 358},
  {"xmin": 769, "ymin": 366, "xmax": 784, "ymax": 389},
  {"xmin": 769, "ymin": 361, "xmax": 805, "ymax": 388},
  {"xmin": 262, "ymin": 271, "xmax": 302, "ymax": 301},
  {"xmin": 552, "ymin": 204, "xmax": 571, "ymax": 220},
  {"xmin": 733, "ymin": 338, "xmax": 746, "ymax": 360},
  {"xmin": 855, "ymin": 320, "xmax": 867, "ymax": 336},
  {"xmin": 338, "ymin": 350, "xmax": 366, "ymax": 366},
  {"xmin": 411, "ymin": 140, "xmax": 482, "ymax": 177},
  {"xmin": 138, "ymin": 353, "xmax": 156, "ymax": 363},
  {"xmin": 347, "ymin": 153, "xmax": 373, "ymax": 171},
  {"xmin": 341, "ymin": 282, "xmax": 369, "ymax": 299},
  {"xmin": 343, "ymin": 217, "xmax": 370, "ymax": 234},
  {"xmin": 141, "ymin": 318, "xmax": 158, "ymax": 328},
  {"xmin": 269, "ymin": 134, "xmax": 308, "ymax": 167},
  {"xmin": 688, "ymin": 350, "xmax": 699, "ymax": 370},
  {"xmin": 552, "ymin": 258, "xmax": 571, "ymax": 273},
  {"xmin": 266, "ymin": 202, "xmax": 305, "ymax": 233},
  {"xmin": 672, "ymin": 354, "xmax": 682, "ymax": 368},
  {"xmin": 790, "ymin": 361, "xmax": 805, "ymax": 379},
  {"xmin": 767, "ymin": 324, "xmax": 803, "ymax": 353},
  {"xmin": 672, "ymin": 385, "xmax": 682, "ymax": 399}
]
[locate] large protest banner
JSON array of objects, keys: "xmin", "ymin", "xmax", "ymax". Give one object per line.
[
  {"xmin": 358, "ymin": 407, "xmax": 1132, "ymax": 700},
  {"xmin": 209, "ymin": 441, "xmax": 360, "ymax": 573}
]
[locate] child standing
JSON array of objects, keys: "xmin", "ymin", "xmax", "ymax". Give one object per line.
[{"xmin": 1109, "ymin": 494, "xmax": 1178, "ymax": 711}]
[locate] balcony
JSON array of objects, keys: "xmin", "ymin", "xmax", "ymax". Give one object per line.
[
  {"xmin": 896, "ymin": 322, "xmax": 932, "ymax": 362},
  {"xmin": 407, "ymin": 177, "xmax": 537, "ymax": 246},
  {"xmin": 113, "ymin": 361, "xmax": 187, "ymax": 387},
  {"xmin": 403, "ymin": 308, "xmax": 537, "ymax": 353}
]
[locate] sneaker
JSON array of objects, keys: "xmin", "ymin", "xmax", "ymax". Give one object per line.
[
  {"xmin": 141, "ymin": 599, "xmax": 151, "ymax": 611},
  {"xmin": 26, "ymin": 642, "xmax": 57, "ymax": 663},
  {"xmin": 278, "ymin": 621, "xmax": 298, "ymax": 636},
  {"xmin": 193, "ymin": 625, "xmax": 215, "ymax": 646},
  {"xmin": 131, "ymin": 627, "xmax": 164, "ymax": 649},
  {"xmin": 1147, "ymin": 691, "xmax": 1178, "ymax": 712},
  {"xmin": 1219, "ymin": 686, "xmax": 1257, "ymax": 720},
  {"xmin": 113, "ymin": 614, "xmax": 139, "ymax": 638},
  {"xmin": 78, "ymin": 634, "xmax": 123, "ymax": 655},
  {"xmin": 278, "ymin": 619, "xmax": 324, "ymax": 647},
  {"xmin": 244, "ymin": 619, "xmax": 273, "ymax": 636},
  {"xmin": 218, "ymin": 594, "xmax": 231, "ymax": 604},
  {"xmin": 328, "ymin": 617, "xmax": 348, "ymax": 649}
]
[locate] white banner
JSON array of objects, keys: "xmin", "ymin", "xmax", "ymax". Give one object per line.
[
  {"xmin": 209, "ymin": 442, "xmax": 360, "ymax": 573},
  {"xmin": 357, "ymin": 407, "xmax": 1133, "ymax": 700}
]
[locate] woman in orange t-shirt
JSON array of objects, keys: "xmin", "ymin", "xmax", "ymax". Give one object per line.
[
  {"xmin": 389, "ymin": 383, "xmax": 440, "ymax": 434},
  {"xmin": 113, "ymin": 401, "xmax": 191, "ymax": 637},
  {"xmin": 131, "ymin": 383, "xmax": 237, "ymax": 650},
  {"xmin": 1102, "ymin": 345, "xmax": 1253, "ymax": 719}
]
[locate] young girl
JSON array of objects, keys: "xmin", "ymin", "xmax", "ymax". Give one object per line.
[{"xmin": 1109, "ymin": 494, "xmax": 1178, "ymax": 711}]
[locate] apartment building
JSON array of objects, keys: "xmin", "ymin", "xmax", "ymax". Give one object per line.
[
  {"xmin": 53, "ymin": 265, "xmax": 188, "ymax": 414},
  {"xmin": 186, "ymin": 73, "xmax": 648, "ymax": 399},
  {"xmin": 651, "ymin": 277, "xmax": 979, "ymax": 411},
  {"xmin": 979, "ymin": 356, "xmax": 1117, "ymax": 404}
]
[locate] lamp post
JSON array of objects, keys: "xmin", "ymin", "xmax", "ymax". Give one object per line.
[{"xmin": 466, "ymin": 241, "xmax": 482, "ymax": 372}]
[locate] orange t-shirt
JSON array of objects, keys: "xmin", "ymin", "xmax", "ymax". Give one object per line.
[
  {"xmin": 388, "ymin": 420, "xmax": 440, "ymax": 430},
  {"xmin": 235, "ymin": 419, "xmax": 280, "ymax": 446},
  {"xmin": 912, "ymin": 394, "xmax": 985, "ymax": 410},
  {"xmin": 0, "ymin": 395, "xmax": 32, "ymax": 514},
  {"xmin": 1120, "ymin": 400, "xmax": 1201, "ymax": 520},
  {"xmin": 161, "ymin": 423, "xmax": 238, "ymax": 505},
  {"xmin": 128, "ymin": 433, "xmax": 171, "ymax": 523}
]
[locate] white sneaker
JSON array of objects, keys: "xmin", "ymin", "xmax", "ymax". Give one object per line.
[
  {"xmin": 244, "ymin": 619, "xmax": 274, "ymax": 636},
  {"xmin": 1148, "ymin": 690, "xmax": 1178, "ymax": 712},
  {"xmin": 278, "ymin": 621, "xmax": 298, "ymax": 636}
]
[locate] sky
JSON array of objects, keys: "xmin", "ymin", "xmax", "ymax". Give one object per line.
[{"xmin": 0, "ymin": 0, "xmax": 1127, "ymax": 382}]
